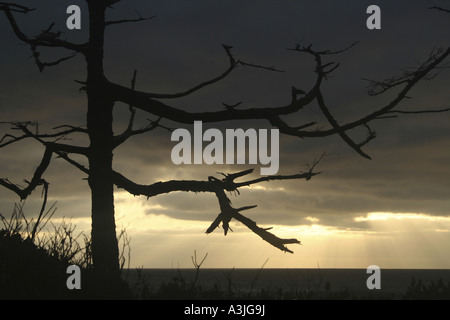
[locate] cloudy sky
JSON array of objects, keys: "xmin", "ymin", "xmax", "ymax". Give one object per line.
[{"xmin": 1, "ymin": 0, "xmax": 449, "ymax": 269}]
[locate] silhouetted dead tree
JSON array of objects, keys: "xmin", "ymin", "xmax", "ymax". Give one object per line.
[{"xmin": 1, "ymin": 1, "xmax": 449, "ymax": 293}]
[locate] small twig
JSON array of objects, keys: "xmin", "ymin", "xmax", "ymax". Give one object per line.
[
  {"xmin": 105, "ymin": 12, "xmax": 156, "ymax": 26},
  {"xmin": 0, "ymin": 2, "xmax": 35, "ymax": 13},
  {"xmin": 250, "ymin": 258, "xmax": 269, "ymax": 293},
  {"xmin": 237, "ymin": 60, "xmax": 284, "ymax": 73},
  {"xmin": 30, "ymin": 45, "xmax": 77, "ymax": 72},
  {"xmin": 388, "ymin": 107, "xmax": 450, "ymax": 114},
  {"xmin": 429, "ymin": 6, "xmax": 450, "ymax": 13},
  {"xmin": 191, "ymin": 250, "xmax": 208, "ymax": 289},
  {"xmin": 30, "ymin": 181, "xmax": 49, "ymax": 242},
  {"xmin": 222, "ymin": 101, "xmax": 243, "ymax": 110}
]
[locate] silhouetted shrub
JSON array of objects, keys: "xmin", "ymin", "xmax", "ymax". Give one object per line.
[
  {"xmin": 0, "ymin": 203, "xmax": 132, "ymax": 299},
  {"xmin": 403, "ymin": 277, "xmax": 450, "ymax": 300},
  {"xmin": 0, "ymin": 229, "xmax": 70, "ymax": 299}
]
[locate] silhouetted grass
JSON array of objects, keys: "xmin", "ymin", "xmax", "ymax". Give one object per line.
[
  {"xmin": 2, "ymin": 203, "xmax": 449, "ymax": 300},
  {"xmin": 403, "ymin": 277, "xmax": 450, "ymax": 300},
  {"xmin": 126, "ymin": 268, "xmax": 450, "ymax": 300},
  {"xmin": 124, "ymin": 256, "xmax": 385, "ymax": 300},
  {"xmin": 125, "ymin": 255, "xmax": 450, "ymax": 300},
  {"xmin": 0, "ymin": 202, "xmax": 131, "ymax": 299}
]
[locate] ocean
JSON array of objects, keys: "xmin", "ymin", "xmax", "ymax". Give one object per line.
[{"xmin": 122, "ymin": 268, "xmax": 450, "ymax": 299}]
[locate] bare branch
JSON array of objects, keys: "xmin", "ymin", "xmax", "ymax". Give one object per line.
[
  {"xmin": 113, "ymin": 166, "xmax": 319, "ymax": 200},
  {"xmin": 265, "ymin": 46, "xmax": 450, "ymax": 143},
  {"xmin": 30, "ymin": 45, "xmax": 78, "ymax": 72},
  {"xmin": 1, "ymin": 122, "xmax": 87, "ymax": 150},
  {"xmin": 113, "ymin": 118, "xmax": 161, "ymax": 149},
  {"xmin": 107, "ymin": 43, "xmax": 334, "ymax": 124},
  {"xmin": 105, "ymin": 12, "xmax": 156, "ymax": 26},
  {"xmin": 126, "ymin": 44, "xmax": 283, "ymax": 100},
  {"xmin": 55, "ymin": 153, "xmax": 89, "ymax": 175},
  {"xmin": 288, "ymin": 42, "xmax": 358, "ymax": 80},
  {"xmin": 0, "ymin": 2, "xmax": 34, "ymax": 13},
  {"xmin": 233, "ymin": 209, "xmax": 301, "ymax": 253},
  {"xmin": 206, "ymin": 188, "xmax": 301, "ymax": 253},
  {"xmin": 113, "ymin": 70, "xmax": 172, "ymax": 148},
  {"xmin": 0, "ymin": 121, "xmax": 39, "ymax": 148},
  {"xmin": 31, "ymin": 180, "xmax": 49, "ymax": 242},
  {"xmin": 15, "ymin": 123, "xmax": 88, "ymax": 155},
  {"xmin": 222, "ymin": 101, "xmax": 243, "ymax": 111},
  {"xmin": 109, "ymin": 80, "xmax": 311, "ymax": 123},
  {"xmin": 358, "ymin": 124, "xmax": 377, "ymax": 148},
  {"xmin": 36, "ymin": 42, "xmax": 444, "ymax": 160},
  {"xmin": 139, "ymin": 45, "xmax": 239, "ymax": 99},
  {"xmin": 363, "ymin": 48, "xmax": 449, "ymax": 96},
  {"xmin": 291, "ymin": 121, "xmax": 317, "ymax": 130},
  {"xmin": 316, "ymin": 91, "xmax": 372, "ymax": 159},
  {"xmin": 113, "ymin": 70, "xmax": 139, "ymax": 147},
  {"xmin": 0, "ymin": 132, "xmax": 27, "ymax": 148},
  {"xmin": 0, "ymin": 4, "xmax": 86, "ymax": 52},
  {"xmin": 289, "ymin": 41, "xmax": 360, "ymax": 56},
  {"xmin": 0, "ymin": 147, "xmax": 52, "ymax": 200},
  {"xmin": 429, "ymin": 6, "xmax": 450, "ymax": 13},
  {"xmin": 53, "ymin": 125, "xmax": 88, "ymax": 134},
  {"xmin": 388, "ymin": 107, "xmax": 450, "ymax": 115},
  {"xmin": 0, "ymin": 122, "xmax": 89, "ymax": 180},
  {"xmin": 234, "ymin": 171, "xmax": 320, "ymax": 189},
  {"xmin": 113, "ymin": 172, "xmax": 218, "ymax": 197},
  {"xmin": 321, "ymin": 46, "xmax": 450, "ymax": 135},
  {"xmin": 237, "ymin": 60, "xmax": 284, "ymax": 73}
]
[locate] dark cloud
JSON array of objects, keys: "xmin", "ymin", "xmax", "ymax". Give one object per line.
[{"xmin": 1, "ymin": 0, "xmax": 449, "ymax": 235}]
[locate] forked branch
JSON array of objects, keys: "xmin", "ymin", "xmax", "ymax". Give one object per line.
[
  {"xmin": 0, "ymin": 3, "xmax": 86, "ymax": 53},
  {"xmin": 206, "ymin": 188, "xmax": 301, "ymax": 253},
  {"xmin": 0, "ymin": 147, "xmax": 52, "ymax": 200},
  {"xmin": 109, "ymin": 43, "xmax": 449, "ymax": 160}
]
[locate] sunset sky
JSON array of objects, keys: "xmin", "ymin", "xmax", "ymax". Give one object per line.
[{"xmin": 0, "ymin": 0, "xmax": 449, "ymax": 269}]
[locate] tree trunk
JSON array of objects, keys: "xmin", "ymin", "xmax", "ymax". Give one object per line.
[{"xmin": 85, "ymin": 2, "xmax": 120, "ymax": 290}]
